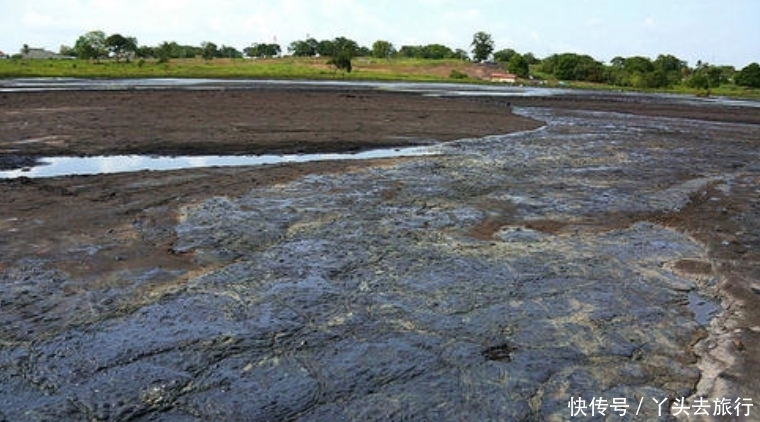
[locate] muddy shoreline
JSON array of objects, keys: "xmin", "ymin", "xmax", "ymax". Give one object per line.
[
  {"xmin": 0, "ymin": 88, "xmax": 541, "ymax": 159},
  {"xmin": 1, "ymin": 86, "xmax": 759, "ymax": 420}
]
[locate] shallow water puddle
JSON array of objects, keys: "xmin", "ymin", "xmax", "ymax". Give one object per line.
[{"xmin": 0, "ymin": 146, "xmax": 437, "ymax": 178}]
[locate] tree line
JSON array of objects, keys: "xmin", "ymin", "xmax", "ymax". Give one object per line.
[
  {"xmin": 51, "ymin": 30, "xmax": 760, "ymax": 88},
  {"xmin": 538, "ymin": 53, "xmax": 760, "ymax": 90}
]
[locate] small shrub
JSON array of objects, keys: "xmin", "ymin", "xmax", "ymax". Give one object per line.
[
  {"xmin": 449, "ymin": 69, "xmax": 468, "ymax": 79},
  {"xmin": 327, "ymin": 53, "xmax": 352, "ymax": 73}
]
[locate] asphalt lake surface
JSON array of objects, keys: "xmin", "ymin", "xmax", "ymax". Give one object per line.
[{"xmin": 2, "ymin": 82, "xmax": 760, "ymax": 420}]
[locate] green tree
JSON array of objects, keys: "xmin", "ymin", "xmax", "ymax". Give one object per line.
[
  {"xmin": 357, "ymin": 46, "xmax": 372, "ymax": 57},
  {"xmin": 319, "ymin": 36, "xmax": 359, "ymax": 71},
  {"xmin": 735, "ymin": 62, "xmax": 760, "ymax": 87},
  {"xmin": 59, "ymin": 45, "xmax": 76, "ymax": 57},
  {"xmin": 507, "ymin": 54, "xmax": 529, "ymax": 78},
  {"xmin": 177, "ymin": 43, "xmax": 202, "ymax": 58},
  {"xmin": 623, "ymin": 56, "xmax": 656, "ymax": 88},
  {"xmin": 687, "ymin": 61, "xmax": 725, "ymax": 89},
  {"xmin": 398, "ymin": 45, "xmax": 420, "ymax": 58},
  {"xmin": 493, "ymin": 48, "xmax": 517, "ymax": 63},
  {"xmin": 316, "ymin": 39, "xmax": 335, "ymax": 56},
  {"xmin": 152, "ymin": 41, "xmax": 200, "ymax": 60},
  {"xmin": 554, "ymin": 53, "xmax": 579, "ymax": 80},
  {"xmin": 523, "ymin": 52, "xmax": 539, "ymax": 65},
  {"xmin": 74, "ymin": 30, "xmax": 107, "ymax": 61},
  {"xmin": 372, "ymin": 40, "xmax": 396, "ymax": 59},
  {"xmin": 610, "ymin": 56, "xmax": 626, "ymax": 69},
  {"xmin": 332, "ymin": 37, "xmax": 359, "ymax": 57},
  {"xmin": 191, "ymin": 46, "xmax": 203, "ymax": 58},
  {"xmin": 398, "ymin": 44, "xmax": 459, "ymax": 60},
  {"xmin": 540, "ymin": 54, "xmax": 559, "ymax": 74},
  {"xmin": 471, "ymin": 31, "xmax": 494, "ymax": 62},
  {"xmin": 577, "ymin": 55, "xmax": 605, "ymax": 82},
  {"xmin": 219, "ymin": 45, "xmax": 243, "ymax": 59},
  {"xmin": 553, "ymin": 53, "xmax": 604, "ymax": 82},
  {"xmin": 623, "ymin": 56, "xmax": 654, "ymax": 74},
  {"xmin": 268, "ymin": 43, "xmax": 282, "ymax": 57},
  {"xmin": 653, "ymin": 54, "xmax": 687, "ymax": 86},
  {"xmin": 454, "ymin": 49, "xmax": 470, "ymax": 61},
  {"xmin": 244, "ymin": 43, "xmax": 280, "ymax": 58},
  {"xmin": 134, "ymin": 45, "xmax": 154, "ymax": 59},
  {"xmin": 422, "ymin": 44, "xmax": 455, "ymax": 59},
  {"xmin": 105, "ymin": 33, "xmax": 137, "ymax": 62},
  {"xmin": 155, "ymin": 41, "xmax": 173, "ymax": 63},
  {"xmin": 606, "ymin": 57, "xmax": 626, "ymax": 85},
  {"xmin": 686, "ymin": 73, "xmax": 710, "ymax": 90},
  {"xmin": 605, "ymin": 55, "xmax": 678, "ymax": 88},
  {"xmin": 653, "ymin": 54, "xmax": 685, "ymax": 73},
  {"xmin": 706, "ymin": 65, "xmax": 724, "ymax": 86},
  {"xmin": 717, "ymin": 65, "xmax": 736, "ymax": 84},
  {"xmin": 201, "ymin": 41, "xmax": 218, "ymax": 61},
  {"xmin": 289, "ymin": 38, "xmax": 317, "ymax": 57}
]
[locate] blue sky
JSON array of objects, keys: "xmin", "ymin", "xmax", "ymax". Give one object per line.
[{"xmin": 1, "ymin": 0, "xmax": 757, "ymax": 67}]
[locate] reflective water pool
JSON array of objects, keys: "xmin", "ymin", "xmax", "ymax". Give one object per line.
[{"xmin": 0, "ymin": 146, "xmax": 437, "ymax": 179}]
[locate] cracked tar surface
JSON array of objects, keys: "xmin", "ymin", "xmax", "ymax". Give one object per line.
[{"xmin": 1, "ymin": 87, "xmax": 759, "ymax": 421}]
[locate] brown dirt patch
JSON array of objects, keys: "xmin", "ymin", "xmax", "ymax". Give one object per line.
[
  {"xmin": 0, "ymin": 88, "xmax": 541, "ymax": 158},
  {"xmin": 671, "ymin": 259, "xmax": 713, "ymax": 276}
]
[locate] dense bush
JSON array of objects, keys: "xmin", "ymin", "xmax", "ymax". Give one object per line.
[
  {"xmin": 327, "ymin": 52, "xmax": 352, "ymax": 73},
  {"xmin": 736, "ymin": 63, "xmax": 760, "ymax": 88}
]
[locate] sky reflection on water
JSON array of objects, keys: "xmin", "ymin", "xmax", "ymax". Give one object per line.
[{"xmin": 0, "ymin": 147, "xmax": 437, "ymax": 179}]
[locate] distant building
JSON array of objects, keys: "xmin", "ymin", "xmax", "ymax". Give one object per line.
[
  {"xmin": 490, "ymin": 72, "xmax": 518, "ymax": 83},
  {"xmin": 0, "ymin": 50, "xmax": 7, "ymax": 59},
  {"xmin": 21, "ymin": 48, "xmax": 74, "ymax": 59}
]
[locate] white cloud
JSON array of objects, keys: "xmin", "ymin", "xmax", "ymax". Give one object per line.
[
  {"xmin": 584, "ymin": 17, "xmax": 603, "ymax": 27},
  {"xmin": 21, "ymin": 11, "xmax": 55, "ymax": 27}
]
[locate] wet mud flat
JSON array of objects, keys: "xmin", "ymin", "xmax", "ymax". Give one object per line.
[
  {"xmin": 1, "ymin": 88, "xmax": 760, "ymax": 420},
  {"xmin": 0, "ymin": 88, "xmax": 539, "ymax": 163}
]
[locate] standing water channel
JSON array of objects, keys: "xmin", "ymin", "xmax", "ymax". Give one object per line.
[
  {"xmin": 1, "ymin": 81, "xmax": 759, "ymax": 421},
  {"xmin": 0, "ymin": 147, "xmax": 437, "ymax": 179}
]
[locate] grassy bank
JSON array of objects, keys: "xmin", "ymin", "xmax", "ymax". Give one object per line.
[
  {"xmin": 2, "ymin": 57, "xmax": 759, "ymax": 99},
  {"xmin": 555, "ymin": 78, "xmax": 760, "ymax": 99},
  {"xmin": 0, "ymin": 57, "xmax": 489, "ymax": 82}
]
